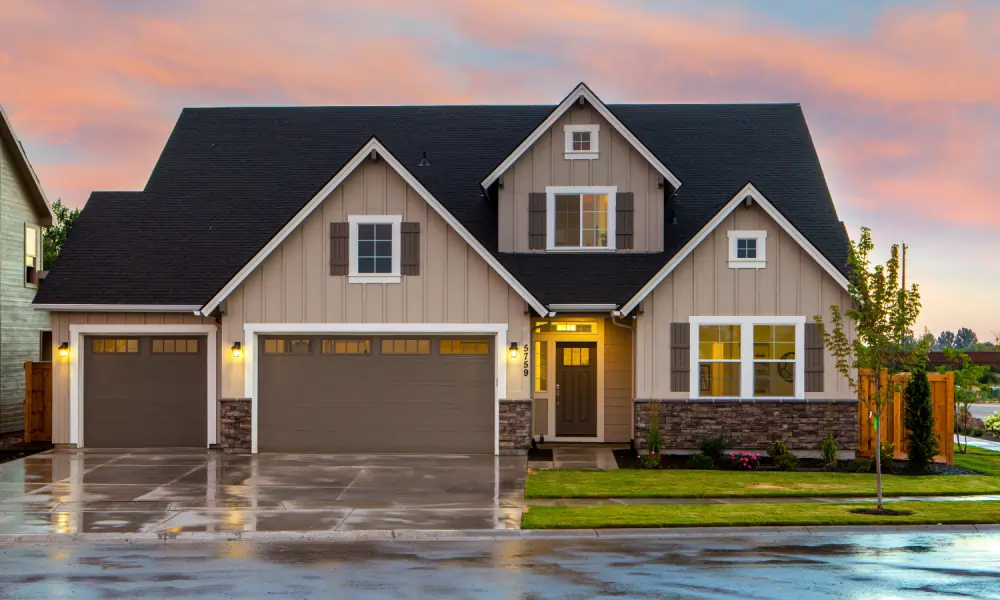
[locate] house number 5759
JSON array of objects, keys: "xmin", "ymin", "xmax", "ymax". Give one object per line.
[{"xmin": 522, "ymin": 344, "xmax": 530, "ymax": 377}]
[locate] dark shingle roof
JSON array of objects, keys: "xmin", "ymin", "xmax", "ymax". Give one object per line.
[{"xmin": 36, "ymin": 103, "xmax": 848, "ymax": 308}]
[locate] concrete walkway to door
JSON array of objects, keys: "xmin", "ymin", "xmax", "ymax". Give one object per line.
[{"xmin": 0, "ymin": 449, "xmax": 526, "ymax": 537}]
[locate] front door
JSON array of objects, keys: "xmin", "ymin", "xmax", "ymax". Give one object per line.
[{"xmin": 555, "ymin": 342, "xmax": 598, "ymax": 437}]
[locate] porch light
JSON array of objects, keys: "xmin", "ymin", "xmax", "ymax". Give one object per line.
[
  {"xmin": 231, "ymin": 342, "xmax": 242, "ymax": 358},
  {"xmin": 58, "ymin": 342, "xmax": 69, "ymax": 358},
  {"xmin": 509, "ymin": 342, "xmax": 519, "ymax": 360}
]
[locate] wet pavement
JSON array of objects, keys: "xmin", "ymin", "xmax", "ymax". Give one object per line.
[
  {"xmin": 1, "ymin": 531, "xmax": 999, "ymax": 598},
  {"xmin": 0, "ymin": 450, "xmax": 526, "ymax": 535}
]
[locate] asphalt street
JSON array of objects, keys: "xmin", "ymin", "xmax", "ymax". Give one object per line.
[{"xmin": 1, "ymin": 531, "xmax": 999, "ymax": 599}]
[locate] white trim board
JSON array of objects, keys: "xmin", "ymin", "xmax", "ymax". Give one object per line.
[
  {"xmin": 34, "ymin": 304, "xmax": 202, "ymax": 312},
  {"xmin": 617, "ymin": 182, "xmax": 851, "ymax": 316},
  {"xmin": 481, "ymin": 83, "xmax": 682, "ymax": 192},
  {"xmin": 66, "ymin": 324, "xmax": 219, "ymax": 448},
  {"xmin": 242, "ymin": 323, "xmax": 510, "ymax": 455},
  {"xmin": 198, "ymin": 137, "xmax": 548, "ymax": 317}
]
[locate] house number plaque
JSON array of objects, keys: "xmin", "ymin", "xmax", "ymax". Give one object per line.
[{"xmin": 522, "ymin": 344, "xmax": 529, "ymax": 377}]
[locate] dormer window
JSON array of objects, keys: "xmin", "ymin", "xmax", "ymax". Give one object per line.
[
  {"xmin": 564, "ymin": 124, "xmax": 599, "ymax": 160},
  {"xmin": 546, "ymin": 186, "xmax": 616, "ymax": 251},
  {"xmin": 727, "ymin": 230, "xmax": 767, "ymax": 269}
]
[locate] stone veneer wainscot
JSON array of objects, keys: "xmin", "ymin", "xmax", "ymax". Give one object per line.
[
  {"xmin": 499, "ymin": 399, "xmax": 532, "ymax": 455},
  {"xmin": 219, "ymin": 399, "xmax": 252, "ymax": 454},
  {"xmin": 634, "ymin": 398, "xmax": 858, "ymax": 454}
]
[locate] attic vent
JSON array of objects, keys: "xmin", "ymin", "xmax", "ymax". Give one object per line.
[{"xmin": 418, "ymin": 152, "xmax": 430, "ymax": 167}]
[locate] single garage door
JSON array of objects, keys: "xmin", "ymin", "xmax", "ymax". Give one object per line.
[
  {"xmin": 258, "ymin": 335, "xmax": 494, "ymax": 454},
  {"xmin": 83, "ymin": 336, "xmax": 207, "ymax": 448}
]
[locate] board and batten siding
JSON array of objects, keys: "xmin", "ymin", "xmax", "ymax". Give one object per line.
[
  {"xmin": 497, "ymin": 103, "xmax": 664, "ymax": 253},
  {"xmin": 634, "ymin": 204, "xmax": 854, "ymax": 400},
  {"xmin": 49, "ymin": 312, "xmax": 216, "ymax": 444},
  {"xmin": 219, "ymin": 158, "xmax": 532, "ymax": 400},
  {"xmin": 603, "ymin": 317, "xmax": 633, "ymax": 443},
  {"xmin": 0, "ymin": 135, "xmax": 51, "ymax": 433}
]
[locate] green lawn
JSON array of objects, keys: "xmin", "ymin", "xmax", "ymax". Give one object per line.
[
  {"xmin": 526, "ymin": 447, "xmax": 1000, "ymax": 499},
  {"xmin": 521, "ymin": 500, "xmax": 1000, "ymax": 529}
]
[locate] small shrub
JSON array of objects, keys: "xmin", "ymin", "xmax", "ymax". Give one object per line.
[
  {"xmin": 820, "ymin": 433, "xmax": 839, "ymax": 469},
  {"xmin": 686, "ymin": 454, "xmax": 714, "ymax": 470},
  {"xmin": 972, "ymin": 428, "xmax": 984, "ymax": 438},
  {"xmin": 986, "ymin": 411, "xmax": 1000, "ymax": 437},
  {"xmin": 879, "ymin": 442, "xmax": 896, "ymax": 474},
  {"xmin": 849, "ymin": 458, "xmax": 872, "ymax": 473},
  {"xmin": 698, "ymin": 436, "xmax": 729, "ymax": 464},
  {"xmin": 639, "ymin": 451, "xmax": 661, "ymax": 469},
  {"xmin": 768, "ymin": 440, "xmax": 790, "ymax": 458},
  {"xmin": 728, "ymin": 452, "xmax": 760, "ymax": 471},
  {"xmin": 646, "ymin": 402, "xmax": 663, "ymax": 455},
  {"xmin": 774, "ymin": 452, "xmax": 799, "ymax": 471}
]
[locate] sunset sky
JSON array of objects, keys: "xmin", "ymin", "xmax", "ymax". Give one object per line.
[{"xmin": 1, "ymin": 0, "xmax": 997, "ymax": 339}]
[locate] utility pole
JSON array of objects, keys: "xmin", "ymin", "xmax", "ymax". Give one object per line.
[{"xmin": 901, "ymin": 242, "xmax": 907, "ymax": 291}]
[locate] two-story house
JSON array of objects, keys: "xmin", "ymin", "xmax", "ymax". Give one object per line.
[
  {"xmin": 0, "ymin": 106, "xmax": 54, "ymax": 435},
  {"xmin": 35, "ymin": 84, "xmax": 857, "ymax": 456}
]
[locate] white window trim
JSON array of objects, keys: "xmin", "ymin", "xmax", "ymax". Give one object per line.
[
  {"xmin": 348, "ymin": 214, "xmax": 402, "ymax": 284},
  {"xmin": 24, "ymin": 223, "xmax": 41, "ymax": 287},
  {"xmin": 688, "ymin": 316, "xmax": 806, "ymax": 400},
  {"xmin": 545, "ymin": 186, "xmax": 617, "ymax": 251},
  {"xmin": 727, "ymin": 230, "xmax": 767, "ymax": 269},
  {"xmin": 563, "ymin": 124, "xmax": 600, "ymax": 160}
]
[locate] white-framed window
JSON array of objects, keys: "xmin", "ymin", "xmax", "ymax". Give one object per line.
[
  {"xmin": 348, "ymin": 215, "xmax": 402, "ymax": 283},
  {"xmin": 689, "ymin": 316, "xmax": 805, "ymax": 400},
  {"xmin": 25, "ymin": 223, "xmax": 40, "ymax": 286},
  {"xmin": 727, "ymin": 230, "xmax": 767, "ymax": 269},
  {"xmin": 546, "ymin": 186, "xmax": 616, "ymax": 251},
  {"xmin": 563, "ymin": 124, "xmax": 599, "ymax": 160}
]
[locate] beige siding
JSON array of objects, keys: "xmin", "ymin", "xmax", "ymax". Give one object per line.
[
  {"xmin": 533, "ymin": 397, "xmax": 548, "ymax": 436},
  {"xmin": 497, "ymin": 103, "xmax": 664, "ymax": 253},
  {"xmin": 634, "ymin": 204, "xmax": 854, "ymax": 399},
  {"xmin": 219, "ymin": 158, "xmax": 532, "ymax": 400},
  {"xmin": 0, "ymin": 136, "xmax": 51, "ymax": 433},
  {"xmin": 49, "ymin": 311, "xmax": 217, "ymax": 444},
  {"xmin": 603, "ymin": 317, "xmax": 633, "ymax": 442}
]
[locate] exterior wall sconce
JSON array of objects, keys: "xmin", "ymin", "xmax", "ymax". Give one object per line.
[
  {"xmin": 509, "ymin": 342, "xmax": 519, "ymax": 360},
  {"xmin": 58, "ymin": 342, "xmax": 69, "ymax": 358},
  {"xmin": 231, "ymin": 342, "xmax": 242, "ymax": 358}
]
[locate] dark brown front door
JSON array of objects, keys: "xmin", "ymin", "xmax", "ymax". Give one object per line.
[
  {"xmin": 556, "ymin": 342, "xmax": 597, "ymax": 437},
  {"xmin": 83, "ymin": 336, "xmax": 207, "ymax": 448}
]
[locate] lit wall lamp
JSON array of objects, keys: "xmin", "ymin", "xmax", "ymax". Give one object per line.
[
  {"xmin": 231, "ymin": 342, "xmax": 242, "ymax": 358},
  {"xmin": 58, "ymin": 342, "xmax": 69, "ymax": 358},
  {"xmin": 509, "ymin": 342, "xmax": 519, "ymax": 360}
]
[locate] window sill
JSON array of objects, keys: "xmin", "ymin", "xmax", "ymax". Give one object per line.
[
  {"xmin": 564, "ymin": 152, "xmax": 599, "ymax": 160},
  {"xmin": 728, "ymin": 260, "xmax": 766, "ymax": 269},
  {"xmin": 348, "ymin": 275, "xmax": 402, "ymax": 284},
  {"xmin": 545, "ymin": 247, "xmax": 617, "ymax": 253}
]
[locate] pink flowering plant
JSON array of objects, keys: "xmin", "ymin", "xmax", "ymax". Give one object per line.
[{"xmin": 728, "ymin": 451, "xmax": 760, "ymax": 471}]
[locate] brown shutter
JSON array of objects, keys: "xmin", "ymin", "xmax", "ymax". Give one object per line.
[
  {"xmin": 329, "ymin": 222, "xmax": 349, "ymax": 275},
  {"xmin": 401, "ymin": 222, "xmax": 420, "ymax": 276},
  {"xmin": 670, "ymin": 322, "xmax": 690, "ymax": 393},
  {"xmin": 616, "ymin": 192, "xmax": 634, "ymax": 249},
  {"xmin": 805, "ymin": 322, "xmax": 825, "ymax": 393},
  {"xmin": 528, "ymin": 193, "xmax": 546, "ymax": 250}
]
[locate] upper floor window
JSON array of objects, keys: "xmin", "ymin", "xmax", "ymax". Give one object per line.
[
  {"xmin": 25, "ymin": 224, "xmax": 40, "ymax": 286},
  {"xmin": 727, "ymin": 230, "xmax": 767, "ymax": 269},
  {"xmin": 546, "ymin": 186, "xmax": 616, "ymax": 251},
  {"xmin": 563, "ymin": 124, "xmax": 599, "ymax": 160},
  {"xmin": 348, "ymin": 215, "xmax": 401, "ymax": 284}
]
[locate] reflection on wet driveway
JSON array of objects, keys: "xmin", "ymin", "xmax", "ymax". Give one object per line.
[
  {"xmin": 2, "ymin": 532, "xmax": 999, "ymax": 598},
  {"xmin": 0, "ymin": 450, "xmax": 526, "ymax": 535}
]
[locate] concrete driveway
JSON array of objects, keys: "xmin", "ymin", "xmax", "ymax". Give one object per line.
[{"xmin": 0, "ymin": 449, "xmax": 526, "ymax": 536}]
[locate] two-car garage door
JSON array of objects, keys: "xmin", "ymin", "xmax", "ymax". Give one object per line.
[{"xmin": 257, "ymin": 335, "xmax": 495, "ymax": 454}]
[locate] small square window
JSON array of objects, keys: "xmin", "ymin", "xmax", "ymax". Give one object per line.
[
  {"xmin": 728, "ymin": 231, "xmax": 767, "ymax": 268},
  {"xmin": 563, "ymin": 125, "xmax": 600, "ymax": 158},
  {"xmin": 736, "ymin": 238, "xmax": 757, "ymax": 259},
  {"xmin": 349, "ymin": 216, "xmax": 401, "ymax": 282}
]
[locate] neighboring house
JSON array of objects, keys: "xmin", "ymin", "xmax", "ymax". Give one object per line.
[
  {"xmin": 35, "ymin": 83, "xmax": 857, "ymax": 456},
  {"xmin": 0, "ymin": 106, "xmax": 55, "ymax": 434}
]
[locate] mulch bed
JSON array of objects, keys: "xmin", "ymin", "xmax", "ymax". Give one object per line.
[
  {"xmin": 528, "ymin": 447, "xmax": 554, "ymax": 461},
  {"xmin": 849, "ymin": 508, "xmax": 913, "ymax": 516},
  {"xmin": 612, "ymin": 449, "xmax": 981, "ymax": 476},
  {"xmin": 0, "ymin": 432, "xmax": 52, "ymax": 465}
]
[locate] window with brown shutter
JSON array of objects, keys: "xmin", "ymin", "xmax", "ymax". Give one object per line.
[
  {"xmin": 616, "ymin": 192, "xmax": 634, "ymax": 249},
  {"xmin": 528, "ymin": 193, "xmax": 546, "ymax": 250},
  {"xmin": 401, "ymin": 222, "xmax": 420, "ymax": 275},
  {"xmin": 329, "ymin": 222, "xmax": 349, "ymax": 275},
  {"xmin": 805, "ymin": 322, "xmax": 825, "ymax": 393},
  {"xmin": 670, "ymin": 322, "xmax": 691, "ymax": 392}
]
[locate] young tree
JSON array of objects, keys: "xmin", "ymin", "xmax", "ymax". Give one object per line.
[
  {"xmin": 817, "ymin": 227, "xmax": 923, "ymax": 513},
  {"xmin": 903, "ymin": 365, "xmax": 937, "ymax": 472},
  {"xmin": 42, "ymin": 199, "xmax": 82, "ymax": 270},
  {"xmin": 955, "ymin": 328, "xmax": 979, "ymax": 351},
  {"xmin": 938, "ymin": 348, "xmax": 990, "ymax": 454},
  {"xmin": 936, "ymin": 331, "xmax": 956, "ymax": 351}
]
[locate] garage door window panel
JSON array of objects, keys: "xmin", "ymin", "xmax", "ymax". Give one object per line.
[
  {"xmin": 439, "ymin": 339, "xmax": 490, "ymax": 355},
  {"xmin": 152, "ymin": 339, "xmax": 199, "ymax": 353},
  {"xmin": 93, "ymin": 339, "xmax": 139, "ymax": 353},
  {"xmin": 381, "ymin": 339, "xmax": 430, "ymax": 355},
  {"xmin": 264, "ymin": 339, "xmax": 311, "ymax": 355},
  {"xmin": 323, "ymin": 339, "xmax": 372, "ymax": 355}
]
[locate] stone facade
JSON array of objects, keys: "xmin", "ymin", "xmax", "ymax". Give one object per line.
[
  {"xmin": 219, "ymin": 399, "xmax": 252, "ymax": 453},
  {"xmin": 499, "ymin": 399, "xmax": 532, "ymax": 455},
  {"xmin": 634, "ymin": 399, "xmax": 858, "ymax": 453}
]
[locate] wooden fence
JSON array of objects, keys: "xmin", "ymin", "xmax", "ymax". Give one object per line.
[
  {"xmin": 23, "ymin": 361, "xmax": 52, "ymax": 443},
  {"xmin": 858, "ymin": 370, "xmax": 954, "ymax": 465}
]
